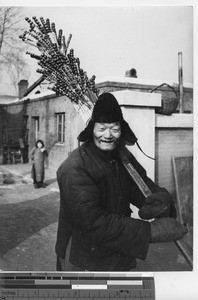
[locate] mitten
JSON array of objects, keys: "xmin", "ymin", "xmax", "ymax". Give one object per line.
[
  {"xmin": 150, "ymin": 217, "xmax": 188, "ymax": 243},
  {"xmin": 139, "ymin": 192, "xmax": 173, "ymax": 220}
]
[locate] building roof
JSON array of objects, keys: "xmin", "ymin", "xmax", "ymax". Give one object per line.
[
  {"xmin": 11, "ymin": 89, "xmax": 56, "ymax": 103},
  {"xmin": 95, "ymin": 76, "xmax": 193, "ymax": 89},
  {"xmin": 0, "ymin": 95, "xmax": 17, "ymax": 104},
  {"xmin": 9, "ymin": 76, "xmax": 193, "ymax": 104}
]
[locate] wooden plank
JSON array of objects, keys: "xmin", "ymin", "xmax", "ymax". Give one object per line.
[
  {"xmin": 172, "ymin": 155, "xmax": 193, "ymax": 267},
  {"xmin": 119, "ymin": 149, "xmax": 152, "ymax": 198}
]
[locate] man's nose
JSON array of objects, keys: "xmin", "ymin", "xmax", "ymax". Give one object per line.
[{"xmin": 103, "ymin": 129, "xmax": 112, "ymax": 138}]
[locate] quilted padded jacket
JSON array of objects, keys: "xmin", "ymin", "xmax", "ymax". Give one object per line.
[{"xmin": 55, "ymin": 141, "xmax": 168, "ymax": 271}]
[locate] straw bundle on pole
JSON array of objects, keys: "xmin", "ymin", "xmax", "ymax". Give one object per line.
[{"xmin": 20, "ymin": 16, "xmax": 99, "ymax": 119}]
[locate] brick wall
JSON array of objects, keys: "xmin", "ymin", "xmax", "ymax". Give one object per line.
[{"xmin": 155, "ymin": 114, "xmax": 193, "ymax": 197}]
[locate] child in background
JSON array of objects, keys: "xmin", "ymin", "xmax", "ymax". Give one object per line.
[{"xmin": 30, "ymin": 140, "xmax": 48, "ymax": 188}]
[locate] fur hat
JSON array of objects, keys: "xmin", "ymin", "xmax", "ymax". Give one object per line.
[{"xmin": 78, "ymin": 92, "xmax": 137, "ymax": 145}]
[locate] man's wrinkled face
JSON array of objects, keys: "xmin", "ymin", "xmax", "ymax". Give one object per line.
[{"xmin": 93, "ymin": 122, "xmax": 121, "ymax": 151}]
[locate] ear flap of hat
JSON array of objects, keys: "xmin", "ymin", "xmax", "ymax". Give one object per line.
[
  {"xmin": 121, "ymin": 120, "xmax": 138, "ymax": 145},
  {"xmin": 77, "ymin": 119, "xmax": 94, "ymax": 142}
]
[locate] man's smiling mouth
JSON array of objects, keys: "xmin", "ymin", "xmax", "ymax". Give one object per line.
[{"xmin": 101, "ymin": 140, "xmax": 114, "ymax": 143}]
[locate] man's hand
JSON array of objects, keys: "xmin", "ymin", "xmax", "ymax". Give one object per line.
[
  {"xmin": 139, "ymin": 192, "xmax": 173, "ymax": 220},
  {"xmin": 150, "ymin": 217, "xmax": 188, "ymax": 243}
]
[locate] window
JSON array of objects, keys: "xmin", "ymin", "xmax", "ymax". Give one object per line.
[{"xmin": 56, "ymin": 113, "xmax": 65, "ymax": 143}]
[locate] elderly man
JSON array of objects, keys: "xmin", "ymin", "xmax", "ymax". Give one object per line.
[{"xmin": 55, "ymin": 92, "xmax": 187, "ymax": 271}]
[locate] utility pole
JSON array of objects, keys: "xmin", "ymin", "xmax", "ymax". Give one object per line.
[{"xmin": 178, "ymin": 52, "xmax": 184, "ymax": 113}]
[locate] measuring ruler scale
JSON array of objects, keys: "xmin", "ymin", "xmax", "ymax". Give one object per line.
[{"xmin": 0, "ymin": 272, "xmax": 155, "ymax": 299}]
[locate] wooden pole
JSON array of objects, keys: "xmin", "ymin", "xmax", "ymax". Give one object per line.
[
  {"xmin": 178, "ymin": 52, "xmax": 184, "ymax": 113},
  {"xmin": 119, "ymin": 149, "xmax": 152, "ymax": 198},
  {"xmin": 23, "ymin": 75, "xmax": 45, "ymax": 97}
]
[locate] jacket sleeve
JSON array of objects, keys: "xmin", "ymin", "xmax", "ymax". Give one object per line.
[
  {"xmin": 44, "ymin": 150, "xmax": 48, "ymax": 157},
  {"xmin": 30, "ymin": 147, "xmax": 35, "ymax": 161},
  {"xmin": 57, "ymin": 156, "xmax": 151, "ymax": 260}
]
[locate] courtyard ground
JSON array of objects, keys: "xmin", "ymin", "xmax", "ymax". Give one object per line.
[{"xmin": 0, "ymin": 163, "xmax": 192, "ymax": 272}]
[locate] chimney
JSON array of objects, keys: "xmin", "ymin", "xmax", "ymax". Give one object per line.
[
  {"xmin": 125, "ymin": 68, "xmax": 137, "ymax": 78},
  {"xmin": 18, "ymin": 79, "xmax": 29, "ymax": 99}
]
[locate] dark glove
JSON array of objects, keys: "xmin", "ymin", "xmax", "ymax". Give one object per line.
[
  {"xmin": 150, "ymin": 217, "xmax": 188, "ymax": 243},
  {"xmin": 138, "ymin": 192, "xmax": 173, "ymax": 220}
]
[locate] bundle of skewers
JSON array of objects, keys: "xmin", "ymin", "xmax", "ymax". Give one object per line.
[{"xmin": 19, "ymin": 16, "xmax": 99, "ymax": 114}]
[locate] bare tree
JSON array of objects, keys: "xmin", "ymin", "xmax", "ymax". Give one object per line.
[
  {"xmin": 0, "ymin": 6, "xmax": 30, "ymax": 94},
  {"xmin": 0, "ymin": 7, "xmax": 24, "ymax": 63}
]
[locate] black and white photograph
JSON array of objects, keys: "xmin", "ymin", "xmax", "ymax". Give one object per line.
[{"xmin": 0, "ymin": 1, "xmax": 197, "ymax": 298}]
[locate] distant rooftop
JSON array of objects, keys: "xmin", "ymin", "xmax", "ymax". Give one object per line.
[
  {"xmin": 11, "ymin": 89, "xmax": 56, "ymax": 103},
  {"xmin": 9, "ymin": 76, "xmax": 193, "ymax": 104},
  {"xmin": 95, "ymin": 76, "xmax": 193, "ymax": 89},
  {"xmin": 0, "ymin": 95, "xmax": 17, "ymax": 104}
]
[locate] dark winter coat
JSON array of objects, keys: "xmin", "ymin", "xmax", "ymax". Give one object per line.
[
  {"xmin": 31, "ymin": 147, "xmax": 48, "ymax": 182},
  {"xmin": 55, "ymin": 141, "xmax": 167, "ymax": 271}
]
